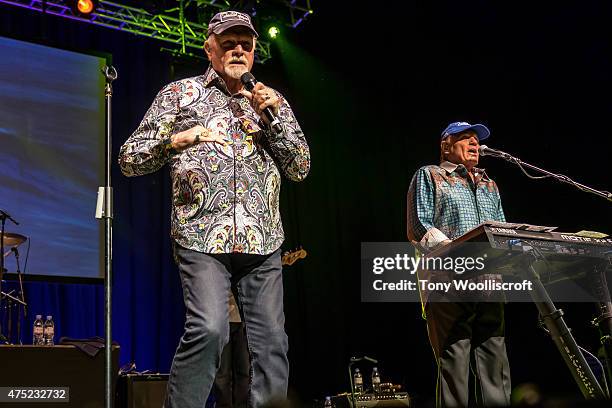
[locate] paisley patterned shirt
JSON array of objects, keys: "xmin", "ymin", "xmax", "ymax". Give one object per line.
[{"xmin": 119, "ymin": 66, "xmax": 310, "ymax": 255}]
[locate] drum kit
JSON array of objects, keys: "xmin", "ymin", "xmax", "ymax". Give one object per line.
[{"xmin": 0, "ymin": 209, "xmax": 28, "ymax": 344}]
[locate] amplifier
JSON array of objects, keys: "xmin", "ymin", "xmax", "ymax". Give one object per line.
[
  {"xmin": 332, "ymin": 393, "xmax": 411, "ymax": 408},
  {"xmin": 115, "ymin": 373, "xmax": 169, "ymax": 408},
  {"xmin": 0, "ymin": 344, "xmax": 119, "ymax": 408}
]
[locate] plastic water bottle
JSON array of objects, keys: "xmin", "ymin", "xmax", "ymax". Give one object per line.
[
  {"xmin": 371, "ymin": 367, "xmax": 381, "ymax": 393},
  {"xmin": 353, "ymin": 368, "xmax": 363, "ymax": 394},
  {"xmin": 324, "ymin": 396, "xmax": 332, "ymax": 408},
  {"xmin": 43, "ymin": 315, "xmax": 55, "ymax": 346},
  {"xmin": 33, "ymin": 315, "xmax": 44, "ymax": 345}
]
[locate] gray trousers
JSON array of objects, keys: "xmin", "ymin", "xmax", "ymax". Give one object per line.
[
  {"xmin": 425, "ymin": 300, "xmax": 511, "ymax": 408},
  {"xmin": 164, "ymin": 246, "xmax": 288, "ymax": 408}
]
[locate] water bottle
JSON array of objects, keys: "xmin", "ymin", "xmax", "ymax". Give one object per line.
[
  {"xmin": 43, "ymin": 315, "xmax": 55, "ymax": 346},
  {"xmin": 33, "ymin": 315, "xmax": 44, "ymax": 345},
  {"xmin": 324, "ymin": 396, "xmax": 332, "ymax": 408},
  {"xmin": 353, "ymin": 368, "xmax": 363, "ymax": 394},
  {"xmin": 371, "ymin": 367, "xmax": 381, "ymax": 393}
]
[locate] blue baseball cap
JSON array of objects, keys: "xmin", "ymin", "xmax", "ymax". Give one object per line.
[{"xmin": 441, "ymin": 121, "xmax": 490, "ymax": 141}]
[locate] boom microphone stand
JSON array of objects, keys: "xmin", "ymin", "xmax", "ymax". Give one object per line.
[
  {"xmin": 96, "ymin": 65, "xmax": 117, "ymax": 408},
  {"xmin": 479, "ymin": 145, "xmax": 611, "ymax": 202}
]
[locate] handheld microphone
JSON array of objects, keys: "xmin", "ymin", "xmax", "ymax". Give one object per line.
[
  {"xmin": 478, "ymin": 145, "xmax": 512, "ymax": 159},
  {"xmin": 240, "ymin": 72, "xmax": 283, "ymax": 134}
]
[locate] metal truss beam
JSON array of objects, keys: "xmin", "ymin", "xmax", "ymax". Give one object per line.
[
  {"xmin": 0, "ymin": 0, "xmax": 273, "ymax": 62},
  {"xmin": 286, "ymin": 0, "xmax": 312, "ymax": 28}
]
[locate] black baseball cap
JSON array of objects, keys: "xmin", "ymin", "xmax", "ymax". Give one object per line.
[{"xmin": 207, "ymin": 11, "xmax": 259, "ymax": 37}]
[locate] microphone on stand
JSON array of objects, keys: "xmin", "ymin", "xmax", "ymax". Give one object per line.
[
  {"xmin": 350, "ymin": 355, "xmax": 379, "ymax": 364},
  {"xmin": 478, "ymin": 144, "xmax": 612, "ymax": 201},
  {"xmin": 363, "ymin": 356, "xmax": 378, "ymax": 364},
  {"xmin": 478, "ymin": 145, "xmax": 513, "ymax": 160}
]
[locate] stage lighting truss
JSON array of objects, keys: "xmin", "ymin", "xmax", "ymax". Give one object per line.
[
  {"xmin": 0, "ymin": 0, "xmax": 310, "ymax": 63},
  {"xmin": 285, "ymin": 0, "xmax": 312, "ymax": 28}
]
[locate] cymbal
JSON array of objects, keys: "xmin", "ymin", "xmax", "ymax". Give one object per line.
[{"xmin": 1, "ymin": 232, "xmax": 27, "ymax": 248}]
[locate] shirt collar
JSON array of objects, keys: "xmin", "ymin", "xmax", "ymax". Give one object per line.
[
  {"xmin": 440, "ymin": 161, "xmax": 490, "ymax": 181},
  {"xmin": 202, "ymin": 65, "xmax": 233, "ymax": 95},
  {"xmin": 440, "ymin": 161, "xmax": 460, "ymax": 174}
]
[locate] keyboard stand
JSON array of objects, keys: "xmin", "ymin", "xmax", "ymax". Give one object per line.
[{"xmin": 517, "ymin": 250, "xmax": 606, "ymax": 399}]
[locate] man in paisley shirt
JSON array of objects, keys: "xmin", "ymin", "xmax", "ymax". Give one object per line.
[
  {"xmin": 407, "ymin": 122, "xmax": 511, "ymax": 407},
  {"xmin": 119, "ymin": 10, "xmax": 310, "ymax": 408}
]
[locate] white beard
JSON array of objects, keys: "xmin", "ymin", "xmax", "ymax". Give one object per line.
[{"xmin": 225, "ymin": 64, "xmax": 248, "ymax": 80}]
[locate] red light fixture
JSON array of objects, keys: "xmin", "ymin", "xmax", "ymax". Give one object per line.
[
  {"xmin": 77, "ymin": 0, "xmax": 94, "ymax": 14},
  {"xmin": 71, "ymin": 0, "xmax": 97, "ymax": 16}
]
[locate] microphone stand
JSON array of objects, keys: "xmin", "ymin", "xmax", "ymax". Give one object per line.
[
  {"xmin": 0, "ymin": 214, "xmax": 6, "ymax": 344},
  {"xmin": 487, "ymin": 151, "xmax": 612, "ymax": 202},
  {"xmin": 97, "ymin": 65, "xmax": 117, "ymax": 408},
  {"xmin": 0, "ymin": 209, "xmax": 19, "ymax": 344},
  {"xmin": 348, "ymin": 358, "xmax": 356, "ymax": 408},
  {"xmin": 13, "ymin": 247, "xmax": 26, "ymax": 344}
]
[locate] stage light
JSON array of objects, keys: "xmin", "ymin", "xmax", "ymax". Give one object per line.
[
  {"xmin": 71, "ymin": 0, "xmax": 97, "ymax": 16},
  {"xmin": 268, "ymin": 26, "xmax": 280, "ymax": 39},
  {"xmin": 78, "ymin": 0, "xmax": 94, "ymax": 13}
]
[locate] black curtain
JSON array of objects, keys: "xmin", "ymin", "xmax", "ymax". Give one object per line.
[{"xmin": 2, "ymin": 1, "xmax": 612, "ymax": 404}]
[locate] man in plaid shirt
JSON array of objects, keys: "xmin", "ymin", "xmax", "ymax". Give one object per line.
[{"xmin": 407, "ymin": 122, "xmax": 511, "ymax": 407}]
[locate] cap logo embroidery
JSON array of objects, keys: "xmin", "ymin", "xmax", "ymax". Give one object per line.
[{"xmin": 218, "ymin": 11, "xmax": 251, "ymax": 23}]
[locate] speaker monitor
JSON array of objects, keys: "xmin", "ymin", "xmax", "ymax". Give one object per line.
[
  {"xmin": 115, "ymin": 373, "xmax": 168, "ymax": 408},
  {"xmin": 0, "ymin": 344, "xmax": 119, "ymax": 408}
]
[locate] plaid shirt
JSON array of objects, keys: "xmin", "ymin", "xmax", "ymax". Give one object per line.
[
  {"xmin": 407, "ymin": 161, "xmax": 506, "ymax": 308},
  {"xmin": 119, "ymin": 66, "xmax": 310, "ymax": 255},
  {"xmin": 407, "ymin": 161, "xmax": 505, "ymax": 248}
]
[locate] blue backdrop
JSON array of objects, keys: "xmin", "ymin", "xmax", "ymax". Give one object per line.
[
  {"xmin": 0, "ymin": 7, "xmax": 187, "ymax": 373},
  {"xmin": 0, "ymin": 36, "xmax": 105, "ymax": 280}
]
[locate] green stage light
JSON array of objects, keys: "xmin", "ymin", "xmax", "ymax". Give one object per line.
[{"xmin": 268, "ymin": 26, "xmax": 280, "ymax": 39}]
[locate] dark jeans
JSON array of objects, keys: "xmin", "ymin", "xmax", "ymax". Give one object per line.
[
  {"xmin": 213, "ymin": 322, "xmax": 250, "ymax": 408},
  {"xmin": 164, "ymin": 246, "xmax": 289, "ymax": 408},
  {"xmin": 425, "ymin": 299, "xmax": 511, "ymax": 408}
]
